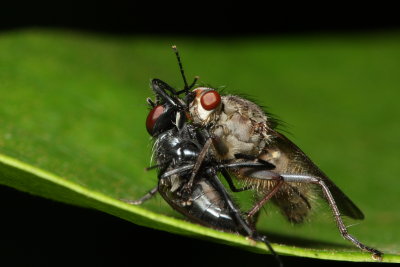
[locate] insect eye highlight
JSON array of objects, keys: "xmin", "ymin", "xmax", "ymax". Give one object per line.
[
  {"xmin": 146, "ymin": 104, "xmax": 165, "ymax": 135},
  {"xmin": 200, "ymin": 90, "xmax": 221, "ymax": 111}
]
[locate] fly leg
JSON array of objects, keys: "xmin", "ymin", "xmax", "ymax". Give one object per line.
[
  {"xmin": 220, "ymin": 169, "xmax": 251, "ymax": 192},
  {"xmin": 234, "ymin": 168, "xmax": 285, "ymax": 219},
  {"xmin": 218, "ymin": 161, "xmax": 274, "ymax": 192},
  {"xmin": 281, "ymin": 174, "xmax": 383, "ymax": 259},
  {"xmin": 123, "ymin": 162, "xmax": 171, "ymax": 205},
  {"xmin": 247, "ymin": 177, "xmax": 285, "ymax": 219},
  {"xmin": 182, "ymin": 138, "xmax": 213, "ymax": 194},
  {"xmin": 241, "ymin": 168, "xmax": 383, "ymax": 259},
  {"xmin": 124, "ymin": 162, "xmax": 195, "ymax": 205},
  {"xmin": 234, "ymin": 153, "xmax": 276, "ymax": 169},
  {"xmin": 208, "ymin": 173, "xmax": 283, "ymax": 267},
  {"xmin": 122, "ymin": 186, "xmax": 158, "ymax": 205}
]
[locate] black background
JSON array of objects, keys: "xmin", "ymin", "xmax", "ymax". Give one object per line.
[
  {"xmin": 1, "ymin": 5, "xmax": 399, "ymax": 36},
  {"xmin": 1, "ymin": 5, "xmax": 398, "ymax": 267}
]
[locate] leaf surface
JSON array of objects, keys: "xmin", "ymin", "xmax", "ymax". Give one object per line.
[{"xmin": 0, "ymin": 30, "xmax": 399, "ymax": 263}]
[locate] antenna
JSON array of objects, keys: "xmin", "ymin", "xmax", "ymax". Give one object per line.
[
  {"xmin": 172, "ymin": 45, "xmax": 189, "ymax": 91},
  {"xmin": 172, "ymin": 45, "xmax": 198, "ymax": 94}
]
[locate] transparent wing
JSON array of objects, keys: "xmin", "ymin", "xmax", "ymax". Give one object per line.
[{"xmin": 258, "ymin": 130, "xmax": 364, "ymax": 220}]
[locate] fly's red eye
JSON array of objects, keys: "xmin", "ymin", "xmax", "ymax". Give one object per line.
[
  {"xmin": 200, "ymin": 90, "xmax": 221, "ymax": 111},
  {"xmin": 146, "ymin": 105, "xmax": 164, "ymax": 135}
]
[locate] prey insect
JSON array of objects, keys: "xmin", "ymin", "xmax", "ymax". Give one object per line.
[
  {"xmin": 143, "ymin": 113, "xmax": 280, "ymax": 260},
  {"xmin": 127, "ymin": 56, "xmax": 283, "ymax": 265}
]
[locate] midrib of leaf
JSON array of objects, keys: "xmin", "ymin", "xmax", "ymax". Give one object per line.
[{"xmin": 0, "ymin": 153, "xmax": 399, "ymax": 263}]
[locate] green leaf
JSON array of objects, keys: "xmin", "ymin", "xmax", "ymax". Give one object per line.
[{"xmin": 0, "ymin": 29, "xmax": 399, "ymax": 263}]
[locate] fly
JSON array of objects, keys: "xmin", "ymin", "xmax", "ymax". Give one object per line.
[{"xmin": 183, "ymin": 47, "xmax": 382, "ymax": 259}]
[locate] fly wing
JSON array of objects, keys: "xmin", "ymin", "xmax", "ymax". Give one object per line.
[{"xmin": 258, "ymin": 130, "xmax": 364, "ymax": 220}]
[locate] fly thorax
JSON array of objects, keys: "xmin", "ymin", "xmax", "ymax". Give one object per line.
[{"xmin": 210, "ymin": 100, "xmax": 267, "ymax": 159}]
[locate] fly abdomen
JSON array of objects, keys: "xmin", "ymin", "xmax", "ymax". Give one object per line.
[
  {"xmin": 189, "ymin": 179, "xmax": 241, "ymax": 232},
  {"xmin": 158, "ymin": 175, "xmax": 243, "ymax": 233}
]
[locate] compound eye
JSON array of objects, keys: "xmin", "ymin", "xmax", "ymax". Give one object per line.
[
  {"xmin": 146, "ymin": 105, "xmax": 164, "ymax": 135},
  {"xmin": 200, "ymin": 90, "xmax": 221, "ymax": 111}
]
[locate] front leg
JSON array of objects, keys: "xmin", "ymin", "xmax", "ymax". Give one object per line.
[{"xmin": 182, "ymin": 138, "xmax": 213, "ymax": 194}]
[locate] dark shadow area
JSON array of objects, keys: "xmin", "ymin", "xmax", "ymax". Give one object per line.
[
  {"xmin": 0, "ymin": 185, "xmax": 388, "ymax": 267},
  {"xmin": 1, "ymin": 5, "xmax": 399, "ymax": 36}
]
